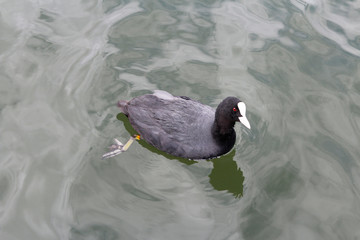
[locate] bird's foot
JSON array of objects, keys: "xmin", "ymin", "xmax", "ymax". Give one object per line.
[{"xmin": 102, "ymin": 135, "xmax": 140, "ymax": 159}]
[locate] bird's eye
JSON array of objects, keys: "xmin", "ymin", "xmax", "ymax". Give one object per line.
[{"xmin": 233, "ymin": 107, "xmax": 237, "ymax": 112}]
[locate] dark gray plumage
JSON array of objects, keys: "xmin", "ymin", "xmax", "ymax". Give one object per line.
[{"xmin": 118, "ymin": 90, "xmax": 250, "ymax": 159}]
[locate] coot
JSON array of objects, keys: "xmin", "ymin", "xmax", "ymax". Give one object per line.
[{"xmin": 104, "ymin": 90, "xmax": 250, "ymax": 160}]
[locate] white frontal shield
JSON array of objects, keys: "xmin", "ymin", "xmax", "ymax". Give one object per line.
[{"xmin": 237, "ymin": 102, "xmax": 251, "ymax": 129}]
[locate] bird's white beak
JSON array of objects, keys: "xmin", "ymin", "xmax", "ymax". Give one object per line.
[{"xmin": 238, "ymin": 102, "xmax": 251, "ymax": 129}]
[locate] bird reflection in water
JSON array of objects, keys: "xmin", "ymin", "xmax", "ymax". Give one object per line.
[{"xmin": 114, "ymin": 113, "xmax": 244, "ymax": 198}]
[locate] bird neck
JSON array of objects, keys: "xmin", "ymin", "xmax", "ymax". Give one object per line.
[{"xmin": 211, "ymin": 115, "xmax": 235, "ymax": 139}]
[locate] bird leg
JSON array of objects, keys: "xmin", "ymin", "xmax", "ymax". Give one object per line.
[{"xmin": 102, "ymin": 135, "xmax": 140, "ymax": 159}]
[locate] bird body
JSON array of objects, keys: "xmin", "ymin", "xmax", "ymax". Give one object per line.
[{"xmin": 115, "ymin": 90, "xmax": 250, "ymax": 159}]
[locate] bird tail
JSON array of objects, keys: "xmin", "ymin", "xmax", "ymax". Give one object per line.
[{"xmin": 117, "ymin": 100, "xmax": 129, "ymax": 114}]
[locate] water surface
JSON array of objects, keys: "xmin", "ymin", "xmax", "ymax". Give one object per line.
[{"xmin": 1, "ymin": 0, "xmax": 360, "ymax": 239}]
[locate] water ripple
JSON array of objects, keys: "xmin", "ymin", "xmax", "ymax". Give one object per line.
[{"xmin": 1, "ymin": 0, "xmax": 360, "ymax": 239}]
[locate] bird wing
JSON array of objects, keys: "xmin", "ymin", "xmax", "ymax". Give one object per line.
[{"xmin": 126, "ymin": 95, "xmax": 215, "ymax": 157}]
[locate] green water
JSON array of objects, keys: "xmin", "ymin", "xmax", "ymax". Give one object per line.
[{"xmin": 1, "ymin": 0, "xmax": 360, "ymax": 239}]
